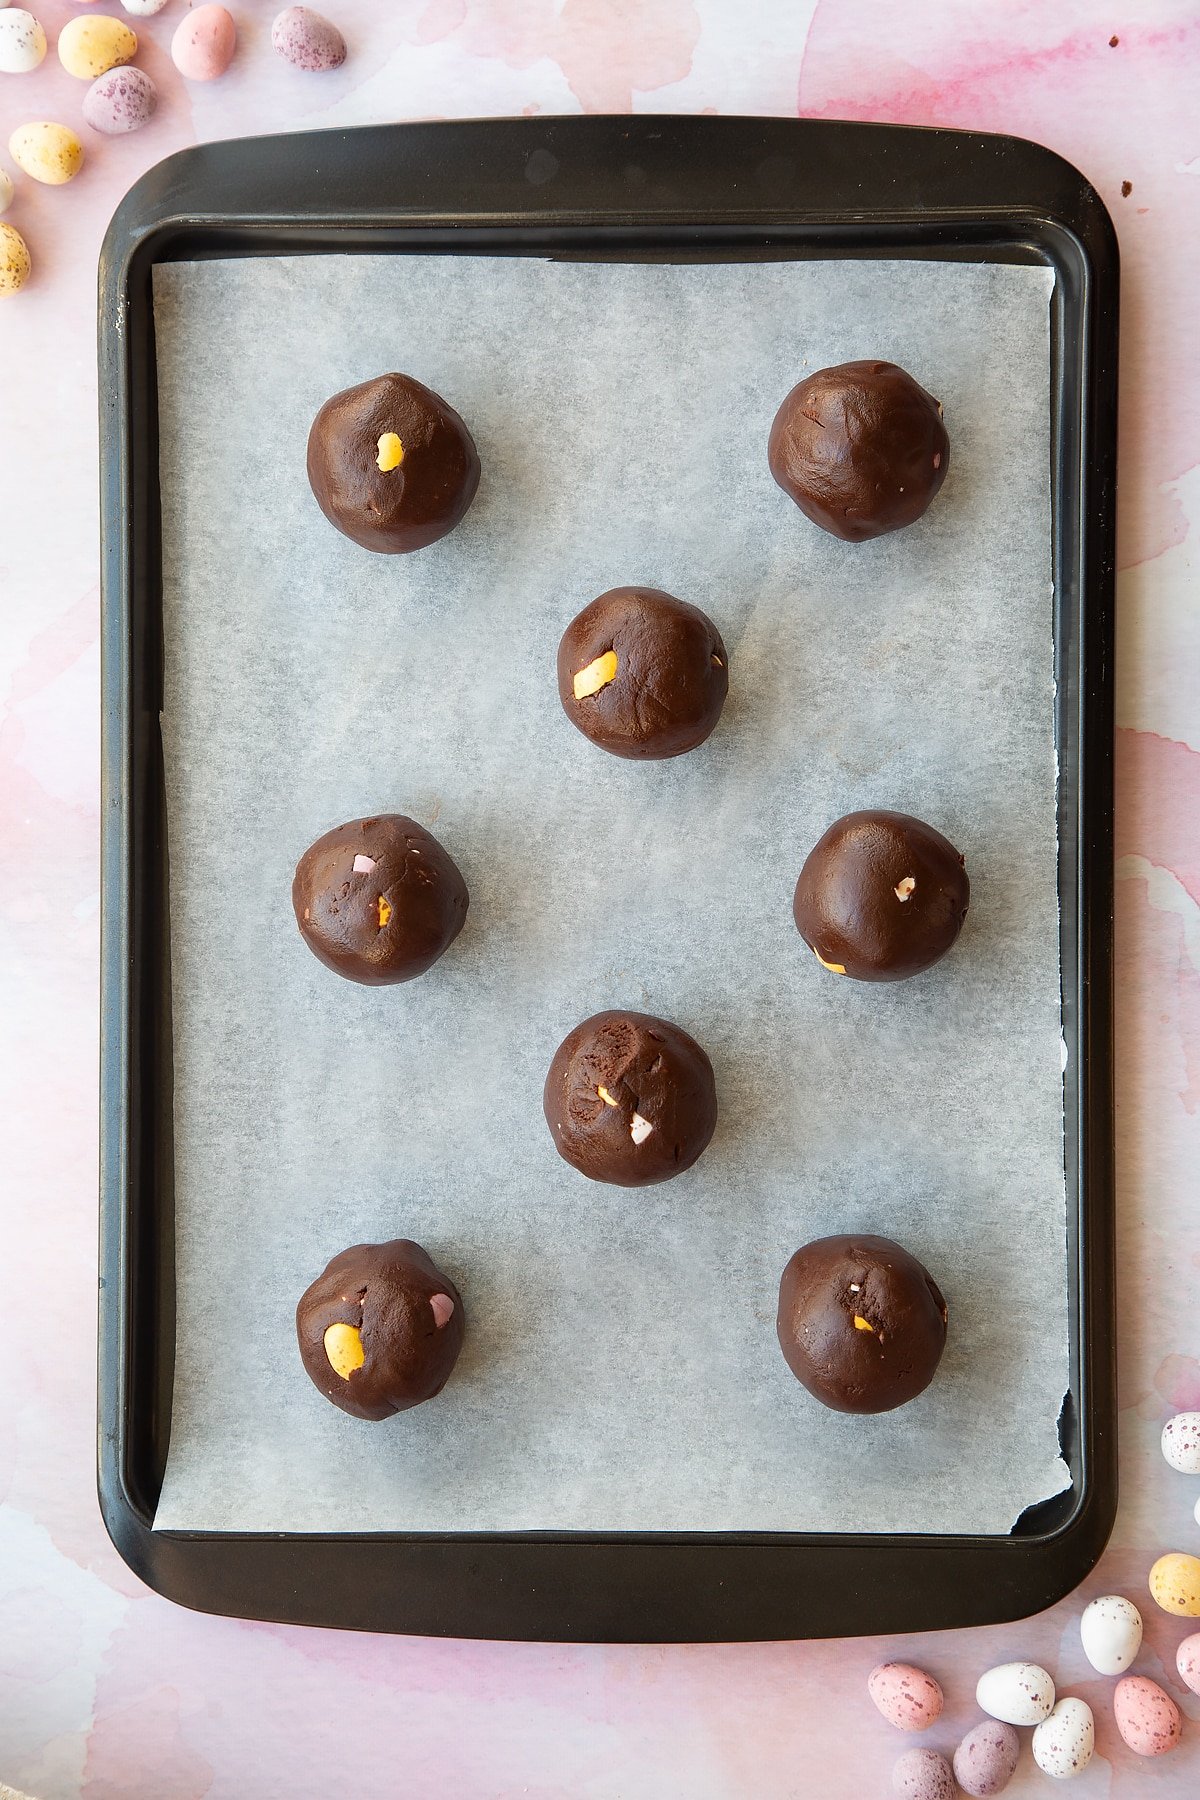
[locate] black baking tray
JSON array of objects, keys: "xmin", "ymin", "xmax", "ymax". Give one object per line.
[{"xmin": 98, "ymin": 115, "xmax": 1117, "ymax": 1642}]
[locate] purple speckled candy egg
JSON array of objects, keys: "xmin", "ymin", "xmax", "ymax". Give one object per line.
[
  {"xmin": 952, "ymin": 1719, "xmax": 1020, "ymax": 1796},
  {"xmin": 271, "ymin": 6, "xmax": 347, "ymax": 71},
  {"xmin": 171, "ymin": 4, "xmax": 236, "ymax": 81},
  {"xmin": 82, "ymin": 64, "xmax": 157, "ymax": 135},
  {"xmin": 1178, "ymin": 1631, "xmax": 1200, "ymax": 1696},
  {"xmin": 892, "ymin": 1748, "xmax": 955, "ymax": 1800},
  {"xmin": 868, "ymin": 1663, "xmax": 944, "ymax": 1732},
  {"xmin": 1113, "ymin": 1675, "xmax": 1183, "ymax": 1756}
]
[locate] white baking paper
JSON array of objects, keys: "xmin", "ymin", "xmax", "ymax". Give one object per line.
[{"xmin": 150, "ymin": 253, "xmax": 1068, "ymax": 1534}]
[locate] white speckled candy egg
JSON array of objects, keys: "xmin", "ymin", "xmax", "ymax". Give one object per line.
[
  {"xmin": 1079, "ymin": 1593, "xmax": 1142, "ymax": 1673},
  {"xmin": 171, "ymin": 3, "xmax": 236, "ymax": 80},
  {"xmin": 1032, "ymin": 1697, "xmax": 1095, "ymax": 1780},
  {"xmin": 868, "ymin": 1662, "xmax": 943, "ymax": 1731},
  {"xmin": 952, "ymin": 1720, "xmax": 1020, "ymax": 1797},
  {"xmin": 82, "ymin": 64, "xmax": 157, "ymax": 134},
  {"xmin": 0, "ymin": 168, "xmax": 12, "ymax": 214},
  {"xmin": 1179, "ymin": 1632, "xmax": 1200, "ymax": 1696},
  {"xmin": 892, "ymin": 1749, "xmax": 954, "ymax": 1800},
  {"xmin": 0, "ymin": 10, "xmax": 47, "ymax": 73},
  {"xmin": 122, "ymin": 0, "xmax": 171, "ymax": 14},
  {"xmin": 1149, "ymin": 1550, "xmax": 1200, "ymax": 1615},
  {"xmin": 1162, "ymin": 1411, "xmax": 1200, "ymax": 1473},
  {"xmin": 1114, "ymin": 1675, "xmax": 1183, "ymax": 1756},
  {"xmin": 9, "ymin": 122, "xmax": 84, "ymax": 185},
  {"xmin": 0, "ymin": 220, "xmax": 30, "ymax": 296},
  {"xmin": 976, "ymin": 1661, "xmax": 1055, "ymax": 1725},
  {"xmin": 271, "ymin": 6, "xmax": 347, "ymax": 71},
  {"xmin": 58, "ymin": 13, "xmax": 137, "ymax": 80}
]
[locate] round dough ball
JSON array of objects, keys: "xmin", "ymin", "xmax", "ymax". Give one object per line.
[
  {"xmin": 297, "ymin": 1239, "xmax": 464, "ymax": 1420},
  {"xmin": 769, "ymin": 359, "xmax": 949, "ymax": 541},
  {"xmin": 777, "ymin": 1234, "xmax": 948, "ymax": 1414},
  {"xmin": 557, "ymin": 586, "xmax": 728, "ymax": 760},
  {"xmin": 306, "ymin": 372, "xmax": 480, "ymax": 553},
  {"xmin": 543, "ymin": 1010, "xmax": 717, "ymax": 1187},
  {"xmin": 292, "ymin": 814, "xmax": 468, "ymax": 985},
  {"xmin": 793, "ymin": 809, "xmax": 969, "ymax": 982}
]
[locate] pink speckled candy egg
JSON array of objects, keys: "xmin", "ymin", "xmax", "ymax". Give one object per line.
[
  {"xmin": 82, "ymin": 64, "xmax": 157, "ymax": 134},
  {"xmin": 271, "ymin": 6, "xmax": 346, "ymax": 71},
  {"xmin": 892, "ymin": 1749, "xmax": 954, "ymax": 1800},
  {"xmin": 171, "ymin": 3, "xmax": 235, "ymax": 81},
  {"xmin": 1113, "ymin": 1675, "xmax": 1182, "ymax": 1756},
  {"xmin": 868, "ymin": 1663, "xmax": 944, "ymax": 1732},
  {"xmin": 952, "ymin": 1719, "xmax": 1020, "ymax": 1797},
  {"xmin": 1178, "ymin": 1631, "xmax": 1200, "ymax": 1695}
]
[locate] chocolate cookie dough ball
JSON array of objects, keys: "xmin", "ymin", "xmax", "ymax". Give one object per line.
[
  {"xmin": 777, "ymin": 1234, "xmax": 948, "ymax": 1414},
  {"xmin": 793, "ymin": 810, "xmax": 968, "ymax": 983},
  {"xmin": 293, "ymin": 814, "xmax": 468, "ymax": 985},
  {"xmin": 543, "ymin": 1010, "xmax": 718, "ymax": 1187},
  {"xmin": 557, "ymin": 587, "xmax": 728, "ymax": 760},
  {"xmin": 768, "ymin": 360, "xmax": 949, "ymax": 542},
  {"xmin": 297, "ymin": 1238, "xmax": 464, "ymax": 1420},
  {"xmin": 306, "ymin": 372, "xmax": 480, "ymax": 553}
]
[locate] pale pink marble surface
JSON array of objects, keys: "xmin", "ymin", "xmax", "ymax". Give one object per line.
[{"xmin": 1, "ymin": 1, "xmax": 1198, "ymax": 1794}]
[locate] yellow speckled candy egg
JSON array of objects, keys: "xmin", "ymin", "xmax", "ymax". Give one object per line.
[
  {"xmin": 58, "ymin": 13, "xmax": 137, "ymax": 80},
  {"xmin": 9, "ymin": 122, "xmax": 84, "ymax": 186},
  {"xmin": 0, "ymin": 222, "xmax": 31, "ymax": 297},
  {"xmin": 1149, "ymin": 1551, "xmax": 1200, "ymax": 1616}
]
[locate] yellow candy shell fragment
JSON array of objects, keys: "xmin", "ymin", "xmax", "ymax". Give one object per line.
[
  {"xmin": 376, "ymin": 432, "xmax": 404, "ymax": 471},
  {"xmin": 323, "ymin": 1322, "xmax": 365, "ymax": 1381},
  {"xmin": 9, "ymin": 122, "xmax": 85, "ymax": 186},
  {"xmin": 58, "ymin": 14, "xmax": 138, "ymax": 81},
  {"xmin": 0, "ymin": 223, "xmax": 31, "ymax": 297},
  {"xmin": 1149, "ymin": 1552, "xmax": 1200, "ymax": 1617}
]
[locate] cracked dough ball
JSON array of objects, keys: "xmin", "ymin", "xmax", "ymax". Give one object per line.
[{"xmin": 543, "ymin": 1009, "xmax": 718, "ymax": 1186}]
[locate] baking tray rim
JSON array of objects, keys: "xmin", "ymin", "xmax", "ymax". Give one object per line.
[{"xmin": 98, "ymin": 113, "xmax": 1117, "ymax": 1641}]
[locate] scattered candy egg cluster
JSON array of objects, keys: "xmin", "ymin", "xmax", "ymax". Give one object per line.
[
  {"xmin": 862, "ymin": 1405, "xmax": 1200, "ymax": 1787},
  {"xmin": 0, "ymin": 2, "xmax": 350, "ymax": 297}
]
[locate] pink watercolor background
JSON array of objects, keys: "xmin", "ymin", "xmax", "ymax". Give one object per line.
[{"xmin": 1, "ymin": 1, "xmax": 1198, "ymax": 1794}]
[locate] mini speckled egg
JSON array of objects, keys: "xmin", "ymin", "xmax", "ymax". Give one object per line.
[
  {"xmin": 0, "ymin": 9, "xmax": 47, "ymax": 73},
  {"xmin": 9, "ymin": 122, "xmax": 84, "ymax": 186},
  {"xmin": 1149, "ymin": 1550, "xmax": 1200, "ymax": 1616},
  {"xmin": 975, "ymin": 1661, "xmax": 1055, "ymax": 1726},
  {"xmin": 82, "ymin": 64, "xmax": 157, "ymax": 134},
  {"xmin": 1032, "ymin": 1697, "xmax": 1095, "ymax": 1780},
  {"xmin": 171, "ymin": 3, "xmax": 236, "ymax": 80},
  {"xmin": 122, "ymin": 0, "xmax": 171, "ymax": 14},
  {"xmin": 1162, "ymin": 1411, "xmax": 1200, "ymax": 1473},
  {"xmin": 58, "ymin": 13, "xmax": 137, "ymax": 80},
  {"xmin": 0, "ymin": 169, "xmax": 12, "ymax": 215},
  {"xmin": 1113, "ymin": 1675, "xmax": 1183, "ymax": 1756},
  {"xmin": 271, "ymin": 6, "xmax": 347, "ymax": 71},
  {"xmin": 892, "ymin": 1749, "xmax": 954, "ymax": 1800},
  {"xmin": 1079, "ymin": 1593, "xmax": 1142, "ymax": 1673},
  {"xmin": 868, "ymin": 1662, "xmax": 944, "ymax": 1732},
  {"xmin": 952, "ymin": 1719, "xmax": 1020, "ymax": 1797},
  {"xmin": 1178, "ymin": 1632, "xmax": 1200, "ymax": 1696},
  {"xmin": 0, "ymin": 220, "xmax": 30, "ymax": 296}
]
